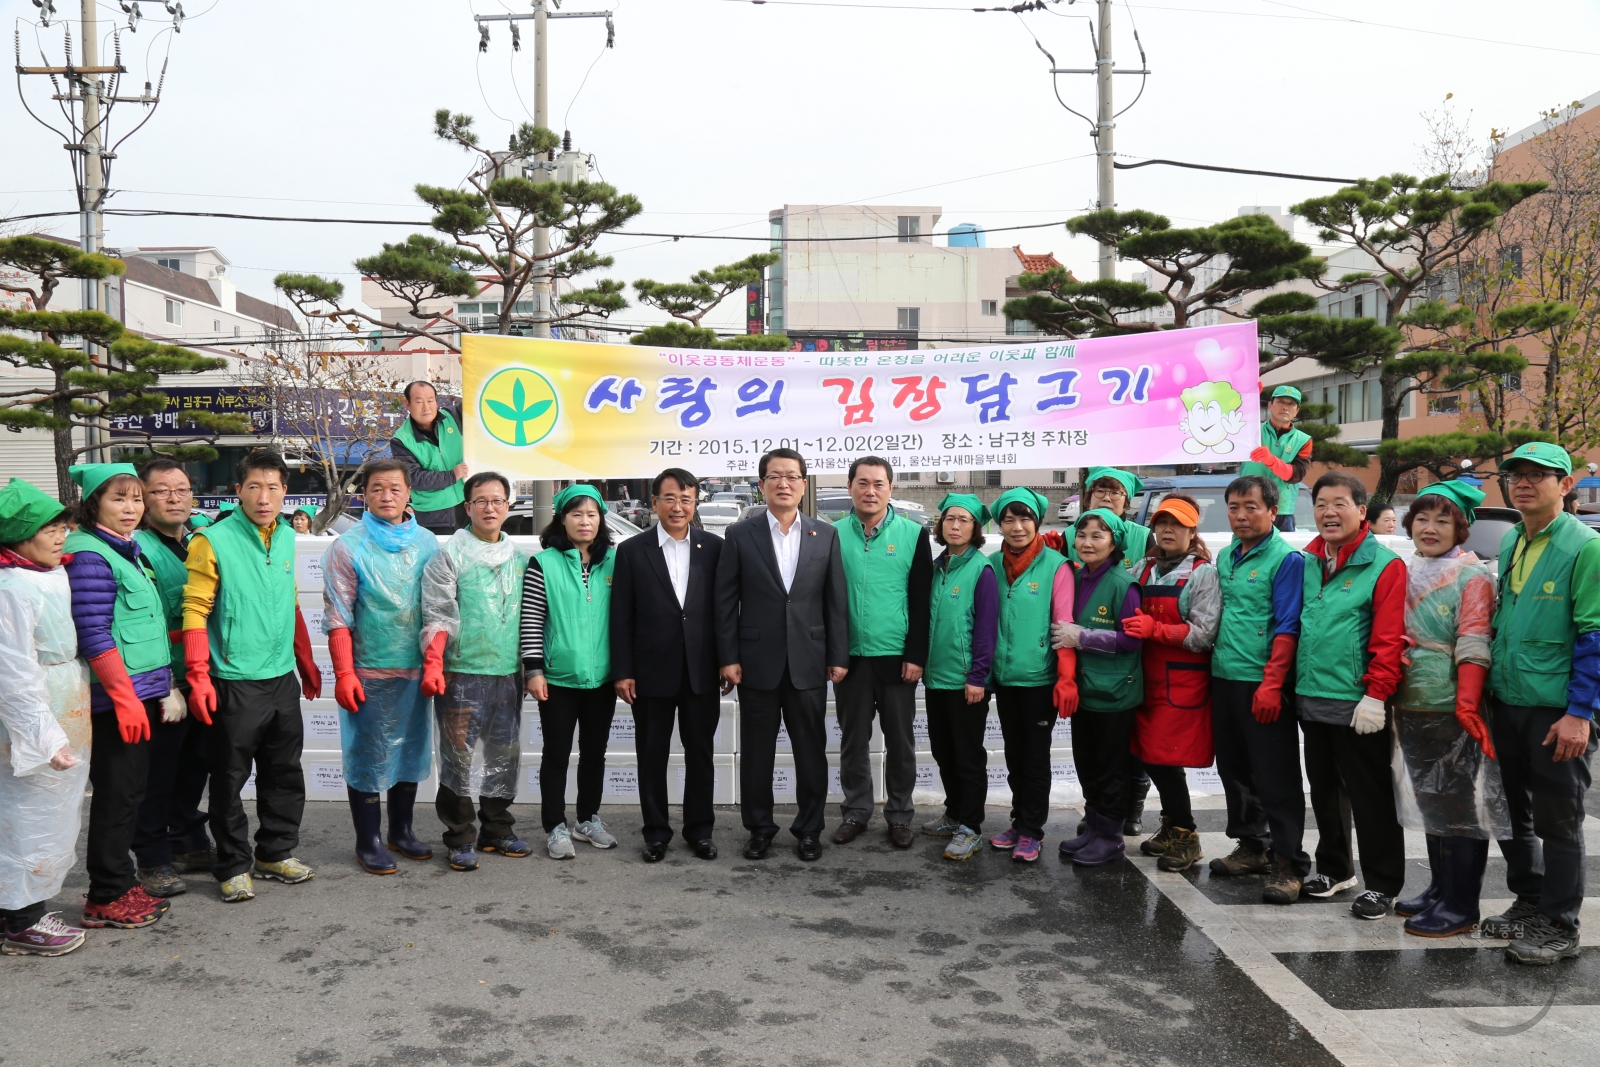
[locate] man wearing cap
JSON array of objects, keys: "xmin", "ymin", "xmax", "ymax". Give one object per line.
[
  {"xmin": 1242, "ymin": 386, "xmax": 1313, "ymax": 532},
  {"xmin": 1481, "ymin": 441, "xmax": 1600, "ymax": 965},
  {"xmin": 389, "ymin": 381, "xmax": 468, "ymax": 536},
  {"xmin": 832, "ymin": 456, "xmax": 933, "ymax": 849}
]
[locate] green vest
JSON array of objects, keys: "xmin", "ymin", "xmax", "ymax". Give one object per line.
[
  {"xmin": 1212, "ymin": 530, "xmax": 1297, "ymax": 682},
  {"xmin": 1241, "ymin": 421, "xmax": 1312, "ymax": 506},
  {"xmin": 926, "ymin": 547, "xmax": 989, "ymax": 690},
  {"xmin": 1075, "ymin": 563, "xmax": 1144, "ymax": 712},
  {"xmin": 993, "ymin": 546, "xmax": 1066, "ymax": 688},
  {"xmin": 133, "ymin": 528, "xmax": 188, "ymax": 674},
  {"xmin": 1296, "ymin": 534, "xmax": 1399, "ymax": 701},
  {"xmin": 444, "ymin": 536, "xmax": 527, "ymax": 676},
  {"xmin": 64, "ymin": 529, "xmax": 171, "ymax": 676},
  {"xmin": 393, "ymin": 409, "xmax": 465, "ymax": 513},
  {"xmin": 541, "ymin": 547, "xmax": 614, "ymax": 689},
  {"xmin": 1491, "ymin": 512, "xmax": 1597, "ymax": 708},
  {"xmin": 838, "ymin": 510, "xmax": 923, "ymax": 657},
  {"xmin": 197, "ymin": 514, "xmax": 299, "ymax": 681},
  {"xmin": 1066, "ymin": 517, "xmax": 1150, "ymax": 572}
]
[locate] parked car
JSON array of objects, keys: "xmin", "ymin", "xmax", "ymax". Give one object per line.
[
  {"xmin": 695, "ymin": 501, "xmax": 745, "ymax": 536},
  {"xmin": 1130, "ymin": 475, "xmax": 1315, "ymax": 537},
  {"xmin": 1058, "ymin": 495, "xmax": 1080, "ymax": 523},
  {"xmin": 507, "ymin": 500, "xmax": 644, "ymax": 540}
]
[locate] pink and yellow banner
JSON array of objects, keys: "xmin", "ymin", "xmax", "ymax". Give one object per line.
[{"xmin": 461, "ymin": 323, "xmax": 1260, "ymax": 479}]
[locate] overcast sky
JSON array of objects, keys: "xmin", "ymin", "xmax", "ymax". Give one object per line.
[{"xmin": 5, "ymin": 0, "xmax": 1598, "ymax": 335}]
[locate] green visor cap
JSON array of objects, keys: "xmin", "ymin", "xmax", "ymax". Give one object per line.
[
  {"xmin": 1270, "ymin": 385, "xmax": 1303, "ymax": 403},
  {"xmin": 68, "ymin": 462, "xmax": 139, "ymax": 499},
  {"xmin": 0, "ymin": 477, "xmax": 69, "ymax": 544},
  {"xmin": 1084, "ymin": 466, "xmax": 1143, "ymax": 499},
  {"xmin": 992, "ymin": 487, "xmax": 1051, "ymax": 524},
  {"xmin": 936, "ymin": 493, "xmax": 991, "ymax": 527},
  {"xmin": 1075, "ymin": 507, "xmax": 1128, "ymax": 552},
  {"xmin": 553, "ymin": 484, "xmax": 606, "ymax": 513},
  {"xmin": 1504, "ymin": 441, "xmax": 1574, "ymax": 476},
  {"xmin": 1413, "ymin": 480, "xmax": 1485, "ymax": 525}
]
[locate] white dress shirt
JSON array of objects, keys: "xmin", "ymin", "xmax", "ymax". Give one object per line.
[
  {"xmin": 657, "ymin": 522, "xmax": 691, "ymax": 606},
  {"xmin": 767, "ymin": 508, "xmax": 802, "ymax": 592}
]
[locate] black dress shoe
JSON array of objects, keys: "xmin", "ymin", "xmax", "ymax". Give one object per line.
[
  {"xmin": 796, "ymin": 835, "xmax": 822, "ymax": 862},
  {"xmin": 690, "ymin": 839, "xmax": 718, "ymax": 861},
  {"xmin": 642, "ymin": 841, "xmax": 668, "ymax": 863},
  {"xmin": 743, "ymin": 834, "xmax": 773, "ymax": 859}
]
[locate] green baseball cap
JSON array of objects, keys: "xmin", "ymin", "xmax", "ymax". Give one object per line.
[
  {"xmin": 1084, "ymin": 466, "xmax": 1143, "ymax": 499},
  {"xmin": 992, "ymin": 487, "xmax": 1050, "ymax": 524},
  {"xmin": 1504, "ymin": 441, "xmax": 1573, "ymax": 475},
  {"xmin": 1270, "ymin": 385, "xmax": 1303, "ymax": 403},
  {"xmin": 1413, "ymin": 480, "xmax": 1485, "ymax": 525},
  {"xmin": 936, "ymin": 492, "xmax": 991, "ymax": 527},
  {"xmin": 0, "ymin": 477, "xmax": 70, "ymax": 545},
  {"xmin": 553, "ymin": 484, "xmax": 606, "ymax": 513},
  {"xmin": 67, "ymin": 462, "xmax": 139, "ymax": 499}
]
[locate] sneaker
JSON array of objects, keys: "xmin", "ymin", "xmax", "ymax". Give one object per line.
[
  {"xmin": 1351, "ymin": 890, "xmax": 1393, "ymax": 920},
  {"xmin": 1139, "ymin": 817, "xmax": 1177, "ymax": 857},
  {"xmin": 943, "ymin": 827, "xmax": 984, "ymax": 861},
  {"xmin": 990, "ymin": 827, "xmax": 1020, "ymax": 851},
  {"xmin": 138, "ymin": 864, "xmax": 187, "ymax": 898},
  {"xmin": 571, "ymin": 818, "xmax": 617, "ymax": 849},
  {"xmin": 479, "ymin": 834, "xmax": 531, "ymax": 857},
  {"xmin": 1208, "ymin": 843, "xmax": 1271, "ymax": 876},
  {"xmin": 1302, "ymin": 873, "xmax": 1359, "ymax": 899},
  {"xmin": 1012, "ymin": 835, "xmax": 1042, "ymax": 863},
  {"xmin": 449, "ymin": 844, "xmax": 479, "ymax": 871},
  {"xmin": 1505, "ymin": 915, "xmax": 1582, "ymax": 965},
  {"xmin": 171, "ymin": 848, "xmax": 216, "ymax": 874},
  {"xmin": 1479, "ymin": 898, "xmax": 1542, "ymax": 940},
  {"xmin": 923, "ymin": 817, "xmax": 960, "ymax": 838},
  {"xmin": 254, "ymin": 857, "xmax": 314, "ymax": 884},
  {"xmin": 1, "ymin": 913, "xmax": 86, "ymax": 957},
  {"xmin": 81, "ymin": 886, "xmax": 169, "ymax": 929},
  {"xmin": 547, "ymin": 824, "xmax": 576, "ymax": 860},
  {"xmin": 1155, "ymin": 827, "xmax": 1203, "ymax": 873},
  {"xmin": 1262, "ymin": 860, "xmax": 1302, "ymax": 905},
  {"xmin": 219, "ymin": 873, "xmax": 255, "ymax": 903}
]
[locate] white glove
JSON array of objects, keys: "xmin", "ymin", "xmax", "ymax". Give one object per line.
[
  {"xmin": 1050, "ymin": 622, "xmax": 1084, "ymax": 649},
  {"xmin": 1352, "ymin": 695, "xmax": 1386, "ymax": 735},
  {"xmin": 160, "ymin": 687, "xmax": 188, "ymax": 724}
]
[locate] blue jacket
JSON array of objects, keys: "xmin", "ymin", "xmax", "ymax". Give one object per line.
[{"xmin": 64, "ymin": 527, "xmax": 172, "ymax": 711}]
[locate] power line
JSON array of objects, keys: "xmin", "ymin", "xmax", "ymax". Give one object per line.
[{"xmin": 1114, "ymin": 157, "xmax": 1358, "ymax": 183}]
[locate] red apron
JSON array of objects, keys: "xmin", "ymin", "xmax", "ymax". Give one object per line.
[{"xmin": 1131, "ymin": 559, "xmax": 1214, "ymax": 767}]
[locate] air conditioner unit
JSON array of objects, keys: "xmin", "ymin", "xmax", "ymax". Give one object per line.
[{"xmin": 936, "ymin": 471, "xmax": 956, "ymax": 484}]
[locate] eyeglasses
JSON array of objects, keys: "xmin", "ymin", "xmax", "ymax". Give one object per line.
[
  {"xmin": 146, "ymin": 489, "xmax": 192, "ymax": 501},
  {"xmin": 763, "ymin": 473, "xmax": 805, "ymax": 484},
  {"xmin": 1500, "ymin": 471, "xmax": 1557, "ymax": 486},
  {"xmin": 469, "ymin": 498, "xmax": 509, "ymax": 509},
  {"xmin": 656, "ymin": 495, "xmax": 695, "ymax": 506},
  {"xmin": 1090, "ymin": 487, "xmax": 1127, "ymax": 500}
]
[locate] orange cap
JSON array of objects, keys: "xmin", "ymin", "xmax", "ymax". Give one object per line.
[{"xmin": 1151, "ymin": 497, "xmax": 1200, "ymax": 529}]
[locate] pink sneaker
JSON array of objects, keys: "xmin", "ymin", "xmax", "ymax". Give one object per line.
[
  {"xmin": 990, "ymin": 827, "xmax": 1020, "ymax": 850},
  {"xmin": 1012, "ymin": 835, "xmax": 1042, "ymax": 863},
  {"xmin": 2, "ymin": 913, "xmax": 87, "ymax": 956}
]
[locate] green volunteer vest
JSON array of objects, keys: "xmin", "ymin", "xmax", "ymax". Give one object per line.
[
  {"xmin": 1491, "ymin": 512, "xmax": 1598, "ymax": 708},
  {"xmin": 1066, "ymin": 517, "xmax": 1150, "ymax": 572},
  {"xmin": 926, "ymin": 546, "xmax": 989, "ymax": 690},
  {"xmin": 541, "ymin": 547, "xmax": 614, "ymax": 689},
  {"xmin": 993, "ymin": 546, "xmax": 1066, "ymax": 688},
  {"xmin": 1211, "ymin": 530, "xmax": 1297, "ymax": 682},
  {"xmin": 1241, "ymin": 421, "xmax": 1312, "ymax": 506},
  {"xmin": 133, "ymin": 528, "xmax": 189, "ymax": 673},
  {"xmin": 393, "ymin": 409, "xmax": 465, "ymax": 513},
  {"xmin": 1296, "ymin": 534, "xmax": 1400, "ymax": 702},
  {"xmin": 1075, "ymin": 563, "xmax": 1144, "ymax": 712},
  {"xmin": 838, "ymin": 510, "xmax": 923, "ymax": 657},
  {"xmin": 196, "ymin": 514, "xmax": 299, "ymax": 681},
  {"xmin": 64, "ymin": 529, "xmax": 170, "ymax": 676},
  {"xmin": 446, "ymin": 538, "xmax": 527, "ymax": 676}
]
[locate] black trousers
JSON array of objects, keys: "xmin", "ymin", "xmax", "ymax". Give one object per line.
[
  {"xmin": 132, "ymin": 705, "xmax": 212, "ymax": 868},
  {"xmin": 86, "ymin": 701, "xmax": 159, "ymax": 903},
  {"xmin": 834, "ymin": 655, "xmax": 918, "ymax": 827},
  {"xmin": 634, "ymin": 671, "xmax": 719, "ymax": 845},
  {"xmin": 1211, "ymin": 677, "xmax": 1310, "ymax": 876},
  {"xmin": 1071, "ymin": 708, "xmax": 1136, "ymax": 823},
  {"xmin": 435, "ymin": 784, "xmax": 516, "ymax": 848},
  {"xmin": 738, "ymin": 671, "xmax": 828, "ymax": 839},
  {"xmin": 537, "ymin": 683, "xmax": 615, "ymax": 833},
  {"xmin": 1493, "ymin": 699, "xmax": 1597, "ymax": 929},
  {"xmin": 1302, "ymin": 717, "xmax": 1407, "ymax": 897},
  {"xmin": 926, "ymin": 687, "xmax": 990, "ymax": 832},
  {"xmin": 995, "ymin": 685, "xmax": 1055, "ymax": 840},
  {"xmin": 209, "ymin": 672, "xmax": 306, "ymax": 881},
  {"xmin": 0, "ymin": 901, "xmax": 48, "ymax": 932},
  {"xmin": 1144, "ymin": 763, "xmax": 1195, "ymax": 831}
]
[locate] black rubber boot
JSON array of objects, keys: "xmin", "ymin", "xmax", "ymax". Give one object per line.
[
  {"xmin": 1404, "ymin": 836, "xmax": 1488, "ymax": 938},
  {"xmin": 1395, "ymin": 833, "xmax": 1442, "ymax": 917},
  {"xmin": 386, "ymin": 782, "xmax": 435, "ymax": 860},
  {"xmin": 348, "ymin": 787, "xmax": 397, "ymax": 874},
  {"xmin": 1123, "ymin": 775, "xmax": 1151, "ymax": 837}
]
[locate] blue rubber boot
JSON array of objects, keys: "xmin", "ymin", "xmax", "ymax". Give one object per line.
[
  {"xmin": 386, "ymin": 782, "xmax": 434, "ymax": 861},
  {"xmin": 347, "ymin": 788, "xmax": 397, "ymax": 875},
  {"xmin": 1395, "ymin": 833, "xmax": 1441, "ymax": 917},
  {"xmin": 1071, "ymin": 810, "xmax": 1128, "ymax": 868},
  {"xmin": 1058, "ymin": 807, "xmax": 1098, "ymax": 858},
  {"xmin": 1404, "ymin": 836, "xmax": 1488, "ymax": 938}
]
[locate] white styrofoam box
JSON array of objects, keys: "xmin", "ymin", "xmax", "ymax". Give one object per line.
[
  {"xmin": 748, "ymin": 753, "xmax": 885, "ymax": 804},
  {"xmin": 522, "ymin": 703, "xmax": 737, "ymax": 756},
  {"xmin": 670, "ymin": 754, "xmax": 737, "ymax": 805},
  {"xmin": 1186, "ymin": 764, "xmax": 1227, "ymax": 796},
  {"xmin": 301, "ymin": 605, "xmax": 326, "ymax": 640},
  {"xmin": 773, "ymin": 711, "xmax": 881, "ymax": 755},
  {"xmin": 312, "ymin": 658, "xmax": 338, "ymax": 694},
  {"xmin": 301, "ymin": 706, "xmax": 343, "ymax": 752},
  {"xmin": 911, "ymin": 710, "xmax": 1026, "ymax": 750},
  {"xmin": 911, "ymin": 749, "xmax": 1081, "ymax": 809},
  {"xmin": 238, "ymin": 757, "xmax": 435, "ymax": 802},
  {"xmin": 296, "ymin": 545, "xmax": 325, "ymax": 592}
]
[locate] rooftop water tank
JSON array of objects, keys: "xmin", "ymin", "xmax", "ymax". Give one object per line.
[{"xmin": 947, "ymin": 222, "xmax": 985, "ymax": 248}]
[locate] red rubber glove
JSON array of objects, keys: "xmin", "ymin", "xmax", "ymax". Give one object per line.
[
  {"xmin": 1122, "ymin": 609, "xmax": 1157, "ymax": 640},
  {"xmin": 183, "ymin": 629, "xmax": 215, "ymax": 725},
  {"xmin": 1053, "ymin": 647, "xmax": 1079, "ymax": 718},
  {"xmin": 421, "ymin": 631, "xmax": 448, "ymax": 698},
  {"xmin": 293, "ymin": 607, "xmax": 322, "ymax": 701},
  {"xmin": 1155, "ymin": 621, "xmax": 1192, "ymax": 647},
  {"xmin": 1039, "ymin": 529, "xmax": 1066, "ymax": 553},
  {"xmin": 88, "ymin": 648, "xmax": 151, "ymax": 744},
  {"xmin": 1249, "ymin": 446, "xmax": 1294, "ymax": 481},
  {"xmin": 1454, "ymin": 661, "xmax": 1496, "ymax": 760},
  {"xmin": 1252, "ymin": 633, "xmax": 1297, "ymax": 724},
  {"xmin": 328, "ymin": 628, "xmax": 365, "ymax": 713}
]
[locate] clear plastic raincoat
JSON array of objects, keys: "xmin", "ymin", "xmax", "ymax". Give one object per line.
[
  {"xmin": 322, "ymin": 516, "xmax": 438, "ymax": 793},
  {"xmin": 0, "ymin": 564, "xmax": 92, "ymax": 910},
  {"xmin": 421, "ymin": 529, "xmax": 528, "ymax": 800},
  {"xmin": 1392, "ymin": 549, "xmax": 1511, "ymax": 840}
]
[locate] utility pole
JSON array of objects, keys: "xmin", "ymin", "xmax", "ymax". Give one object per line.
[{"xmin": 1094, "ymin": 0, "xmax": 1114, "ymax": 280}]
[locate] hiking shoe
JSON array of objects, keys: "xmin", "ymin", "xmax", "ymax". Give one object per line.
[
  {"xmin": 1208, "ymin": 843, "xmax": 1270, "ymax": 876},
  {"xmin": 171, "ymin": 847, "xmax": 216, "ymax": 874},
  {"xmin": 254, "ymin": 857, "xmax": 314, "ymax": 884},
  {"xmin": 944, "ymin": 827, "xmax": 984, "ymax": 861},
  {"xmin": 1505, "ymin": 916, "xmax": 1582, "ymax": 965},
  {"xmin": 448, "ymin": 844, "xmax": 479, "ymax": 871},
  {"xmin": 138, "ymin": 864, "xmax": 187, "ymax": 898},
  {"xmin": 990, "ymin": 827, "xmax": 1020, "ymax": 851},
  {"xmin": 1479, "ymin": 898, "xmax": 1542, "ymax": 940},
  {"xmin": 1302, "ymin": 873, "xmax": 1358, "ymax": 898},
  {"xmin": 81, "ymin": 886, "xmax": 169, "ymax": 929},
  {"xmin": 1012, "ymin": 835, "xmax": 1042, "ymax": 863},
  {"xmin": 479, "ymin": 834, "xmax": 531, "ymax": 857},
  {"xmin": 1, "ymin": 913, "xmax": 86, "ymax": 957},
  {"xmin": 547, "ymin": 824, "xmax": 576, "ymax": 860},
  {"xmin": 923, "ymin": 817, "xmax": 960, "ymax": 838},
  {"xmin": 220, "ymin": 873, "xmax": 255, "ymax": 903},
  {"xmin": 1155, "ymin": 827, "xmax": 1203, "ymax": 873},
  {"xmin": 1262, "ymin": 860, "xmax": 1302, "ymax": 904},
  {"xmin": 1351, "ymin": 890, "xmax": 1393, "ymax": 920},
  {"xmin": 1139, "ymin": 817, "xmax": 1177, "ymax": 857},
  {"xmin": 572, "ymin": 818, "xmax": 617, "ymax": 849}
]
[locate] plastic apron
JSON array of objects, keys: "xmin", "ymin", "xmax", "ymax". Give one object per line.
[
  {"xmin": 0, "ymin": 566, "xmax": 92, "ymax": 910},
  {"xmin": 1130, "ymin": 558, "xmax": 1213, "ymax": 768}
]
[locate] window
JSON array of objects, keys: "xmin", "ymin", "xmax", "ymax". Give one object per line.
[
  {"xmin": 164, "ymin": 299, "xmax": 183, "ymax": 326},
  {"xmin": 1006, "ymin": 317, "xmax": 1037, "ymax": 336},
  {"xmin": 897, "ymin": 216, "xmax": 921, "ymax": 243},
  {"xmin": 897, "ymin": 471, "xmax": 921, "ymax": 482},
  {"xmin": 981, "ymin": 300, "xmax": 998, "ymax": 316},
  {"xmin": 233, "ymin": 325, "xmax": 241, "ymax": 337},
  {"xmin": 1429, "ymin": 394, "xmax": 1461, "ymax": 415},
  {"xmin": 981, "ymin": 470, "xmax": 1002, "ymax": 488},
  {"xmin": 213, "ymin": 319, "xmax": 221, "ymax": 332},
  {"xmin": 1052, "ymin": 471, "xmax": 1067, "ymax": 484},
  {"xmin": 156, "ymin": 258, "xmax": 181, "ymax": 271},
  {"xmin": 897, "ymin": 307, "xmax": 920, "ymax": 332},
  {"xmin": 1353, "ymin": 293, "xmax": 1364, "ymax": 317}
]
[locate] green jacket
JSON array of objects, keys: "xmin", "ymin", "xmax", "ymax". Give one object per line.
[
  {"xmin": 197, "ymin": 514, "xmax": 299, "ymax": 681},
  {"xmin": 1075, "ymin": 563, "xmax": 1144, "ymax": 712},
  {"xmin": 133, "ymin": 528, "xmax": 188, "ymax": 674},
  {"xmin": 542, "ymin": 548, "xmax": 614, "ymax": 689},
  {"xmin": 1241, "ymin": 421, "xmax": 1312, "ymax": 507},
  {"xmin": 993, "ymin": 546, "xmax": 1066, "ymax": 688},
  {"xmin": 63, "ymin": 529, "xmax": 170, "ymax": 676},
  {"xmin": 837, "ymin": 510, "xmax": 923, "ymax": 657},
  {"xmin": 392, "ymin": 409, "xmax": 465, "ymax": 513},
  {"xmin": 1492, "ymin": 511, "xmax": 1599, "ymax": 708},
  {"xmin": 926, "ymin": 546, "xmax": 990, "ymax": 690},
  {"xmin": 1212, "ymin": 530, "xmax": 1297, "ymax": 682},
  {"xmin": 1296, "ymin": 534, "xmax": 1399, "ymax": 702}
]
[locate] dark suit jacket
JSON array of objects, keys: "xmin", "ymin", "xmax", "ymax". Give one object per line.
[
  {"xmin": 714, "ymin": 511, "xmax": 850, "ymax": 691},
  {"xmin": 610, "ymin": 527, "xmax": 723, "ymax": 698}
]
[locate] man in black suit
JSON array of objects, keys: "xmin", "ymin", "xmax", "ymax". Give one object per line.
[
  {"xmin": 715, "ymin": 448, "xmax": 850, "ymax": 861},
  {"xmin": 612, "ymin": 468, "xmax": 725, "ymax": 863}
]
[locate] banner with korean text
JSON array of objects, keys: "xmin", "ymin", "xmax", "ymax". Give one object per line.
[{"xmin": 460, "ymin": 323, "xmax": 1260, "ymax": 479}]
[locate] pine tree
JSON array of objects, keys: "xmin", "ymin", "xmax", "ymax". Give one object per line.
[{"xmin": 629, "ymin": 252, "xmax": 789, "ymax": 351}]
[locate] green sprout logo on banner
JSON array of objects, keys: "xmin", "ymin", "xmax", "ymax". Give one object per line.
[{"xmin": 480, "ymin": 367, "xmax": 559, "ymax": 447}]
